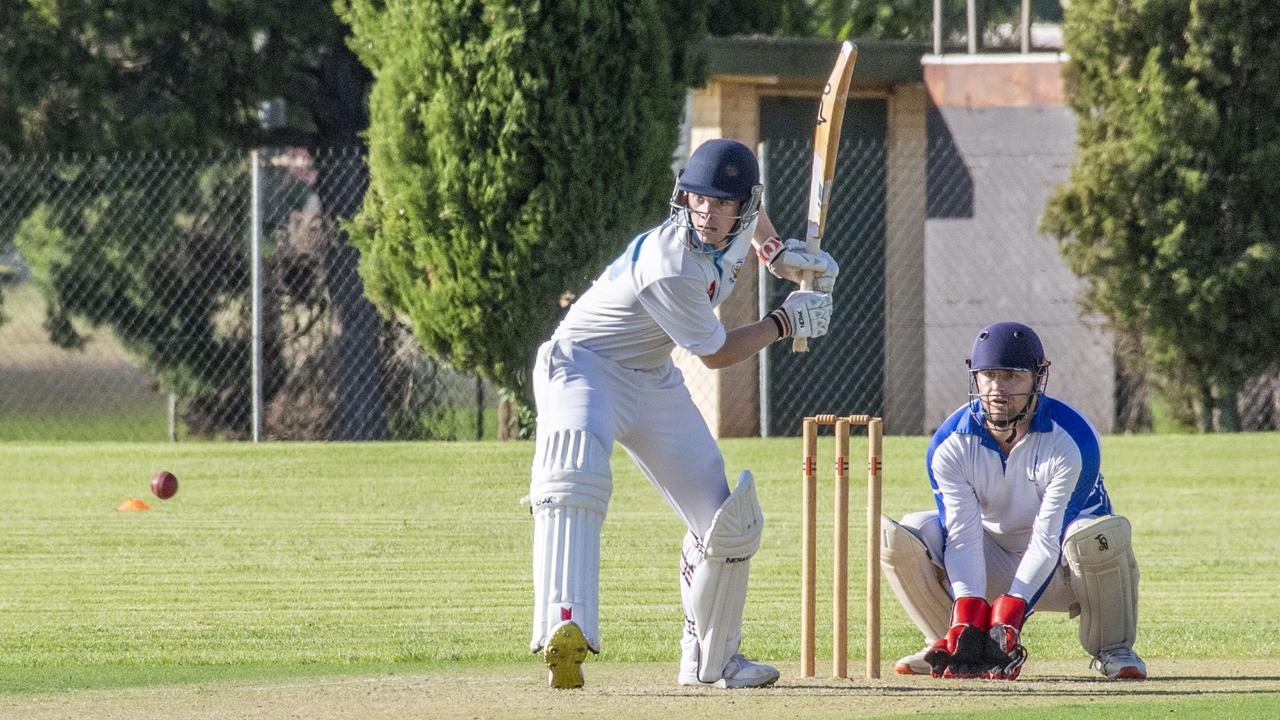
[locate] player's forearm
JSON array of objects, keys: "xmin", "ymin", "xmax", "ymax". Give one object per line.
[
  {"xmin": 749, "ymin": 207, "xmax": 779, "ymax": 251},
  {"xmin": 698, "ymin": 318, "xmax": 781, "ymax": 369},
  {"xmin": 1009, "ymin": 540, "xmax": 1058, "ymax": 601},
  {"xmin": 1012, "ymin": 501, "xmax": 1071, "ymax": 598},
  {"xmin": 939, "ymin": 493, "xmax": 987, "ymax": 598},
  {"xmin": 943, "ymin": 546, "xmax": 987, "ymax": 601}
]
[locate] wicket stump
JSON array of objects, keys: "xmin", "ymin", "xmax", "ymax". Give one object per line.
[{"xmin": 801, "ymin": 414, "xmax": 883, "ymax": 679}]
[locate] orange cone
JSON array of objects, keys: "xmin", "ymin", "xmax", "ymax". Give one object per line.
[{"xmin": 117, "ymin": 498, "xmax": 151, "ymax": 512}]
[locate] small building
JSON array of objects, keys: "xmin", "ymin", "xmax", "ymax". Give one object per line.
[{"xmin": 678, "ymin": 37, "xmax": 1113, "ymax": 436}]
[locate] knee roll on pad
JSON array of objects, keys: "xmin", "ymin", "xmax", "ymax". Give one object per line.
[
  {"xmin": 685, "ymin": 471, "xmax": 764, "ymax": 683},
  {"xmin": 530, "ymin": 429, "xmax": 613, "ymax": 653},
  {"xmin": 530, "ymin": 428, "xmax": 612, "ymax": 515},
  {"xmin": 1063, "ymin": 515, "xmax": 1139, "ymax": 655},
  {"xmin": 702, "ymin": 470, "xmax": 764, "ymax": 561},
  {"xmin": 881, "ymin": 517, "xmax": 953, "ymax": 642}
]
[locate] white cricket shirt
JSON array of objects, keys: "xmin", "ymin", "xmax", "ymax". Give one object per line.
[
  {"xmin": 927, "ymin": 396, "xmax": 1113, "ymax": 609},
  {"xmin": 554, "ymin": 219, "xmax": 752, "ymax": 370}
]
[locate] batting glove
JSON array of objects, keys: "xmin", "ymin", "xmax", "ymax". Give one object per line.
[
  {"xmin": 769, "ymin": 290, "xmax": 832, "ymax": 340},
  {"xmin": 987, "ymin": 594, "xmax": 1029, "ymax": 680},
  {"xmin": 757, "ymin": 237, "xmax": 839, "ymax": 293}
]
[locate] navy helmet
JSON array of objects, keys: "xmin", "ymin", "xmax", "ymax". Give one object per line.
[
  {"xmin": 669, "ymin": 139, "xmax": 763, "ymax": 252},
  {"xmin": 968, "ymin": 321, "xmax": 1045, "ymax": 372},
  {"xmin": 677, "ymin": 139, "xmax": 760, "ymax": 200},
  {"xmin": 966, "ymin": 322, "xmax": 1051, "ymax": 433}
]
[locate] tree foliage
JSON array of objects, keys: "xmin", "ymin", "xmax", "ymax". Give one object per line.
[
  {"xmin": 0, "ymin": 0, "xmax": 394, "ymax": 438},
  {"xmin": 1043, "ymin": 0, "xmax": 1280, "ymax": 431},
  {"xmin": 13, "ymin": 156, "xmax": 260, "ymax": 432},
  {"xmin": 342, "ymin": 0, "xmax": 706, "ymax": 405},
  {"xmin": 702, "ymin": 0, "xmax": 932, "ymax": 40},
  {"xmin": 713, "ymin": 0, "xmax": 1056, "ymax": 45}
]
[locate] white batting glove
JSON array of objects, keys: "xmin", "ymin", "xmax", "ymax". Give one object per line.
[
  {"xmin": 757, "ymin": 237, "xmax": 840, "ymax": 293},
  {"xmin": 769, "ymin": 290, "xmax": 832, "ymax": 340}
]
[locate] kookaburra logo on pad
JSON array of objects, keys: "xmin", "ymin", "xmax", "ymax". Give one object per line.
[{"xmin": 1095, "ymin": 534, "xmax": 1109, "ymax": 551}]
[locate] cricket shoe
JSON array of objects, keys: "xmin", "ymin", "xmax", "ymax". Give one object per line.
[
  {"xmin": 894, "ymin": 644, "xmax": 933, "ymax": 675},
  {"xmin": 678, "ymin": 643, "xmax": 779, "ymax": 688},
  {"xmin": 1091, "ymin": 646, "xmax": 1147, "ymax": 680},
  {"xmin": 543, "ymin": 620, "xmax": 591, "ymax": 689}
]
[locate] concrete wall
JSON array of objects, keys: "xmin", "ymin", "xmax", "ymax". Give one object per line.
[{"xmin": 922, "ymin": 55, "xmax": 1114, "ymax": 433}]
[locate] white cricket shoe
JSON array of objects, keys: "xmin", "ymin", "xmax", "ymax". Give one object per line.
[
  {"xmin": 543, "ymin": 620, "xmax": 591, "ymax": 689},
  {"xmin": 894, "ymin": 644, "xmax": 933, "ymax": 675},
  {"xmin": 1091, "ymin": 646, "xmax": 1147, "ymax": 680},
  {"xmin": 679, "ymin": 641, "xmax": 779, "ymax": 688}
]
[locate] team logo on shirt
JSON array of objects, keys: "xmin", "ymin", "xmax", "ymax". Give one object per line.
[
  {"xmin": 730, "ymin": 259, "xmax": 744, "ymax": 284},
  {"xmin": 707, "ymin": 280, "xmax": 717, "ymax": 299}
]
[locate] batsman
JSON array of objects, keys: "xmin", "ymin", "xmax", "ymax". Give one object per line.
[
  {"xmin": 882, "ymin": 322, "xmax": 1146, "ymax": 680},
  {"xmin": 527, "ymin": 139, "xmax": 838, "ymax": 689}
]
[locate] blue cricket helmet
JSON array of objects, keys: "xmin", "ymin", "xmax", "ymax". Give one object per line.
[
  {"xmin": 676, "ymin": 138, "xmax": 760, "ymax": 201},
  {"xmin": 668, "ymin": 139, "xmax": 764, "ymax": 253},
  {"xmin": 968, "ymin": 322, "xmax": 1045, "ymax": 372},
  {"xmin": 966, "ymin": 322, "xmax": 1051, "ymax": 433}
]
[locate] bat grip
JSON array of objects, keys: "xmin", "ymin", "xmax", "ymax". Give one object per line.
[{"xmin": 792, "ymin": 271, "xmax": 815, "ymax": 352}]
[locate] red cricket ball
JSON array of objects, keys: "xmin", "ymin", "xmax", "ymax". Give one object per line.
[{"xmin": 150, "ymin": 470, "xmax": 179, "ymax": 500}]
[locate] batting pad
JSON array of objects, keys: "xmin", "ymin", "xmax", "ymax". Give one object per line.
[
  {"xmin": 1063, "ymin": 515, "xmax": 1139, "ymax": 655},
  {"xmin": 881, "ymin": 517, "xmax": 953, "ymax": 642},
  {"xmin": 688, "ymin": 470, "xmax": 764, "ymax": 683},
  {"xmin": 530, "ymin": 429, "xmax": 612, "ymax": 653}
]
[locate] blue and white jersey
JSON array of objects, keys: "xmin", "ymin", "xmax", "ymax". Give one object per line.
[
  {"xmin": 926, "ymin": 396, "xmax": 1112, "ymax": 609},
  {"xmin": 554, "ymin": 219, "xmax": 752, "ymax": 370}
]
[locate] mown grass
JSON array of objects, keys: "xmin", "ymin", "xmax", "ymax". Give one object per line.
[
  {"xmin": 0, "ymin": 434, "xmax": 1277, "ymax": 711},
  {"xmin": 0, "ymin": 401, "xmax": 171, "ymax": 441},
  {"xmin": 907, "ymin": 694, "xmax": 1280, "ymax": 720},
  {"xmin": 0, "ymin": 282, "xmax": 172, "ymax": 441}
]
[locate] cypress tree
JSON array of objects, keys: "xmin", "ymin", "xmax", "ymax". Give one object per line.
[
  {"xmin": 1043, "ymin": 0, "xmax": 1280, "ymax": 431},
  {"xmin": 344, "ymin": 0, "xmax": 701, "ymax": 406}
]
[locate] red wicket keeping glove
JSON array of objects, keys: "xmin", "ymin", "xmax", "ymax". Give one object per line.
[
  {"xmin": 987, "ymin": 594, "xmax": 1029, "ymax": 680},
  {"xmin": 923, "ymin": 597, "xmax": 992, "ymax": 678}
]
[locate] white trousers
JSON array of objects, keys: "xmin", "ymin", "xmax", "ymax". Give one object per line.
[{"xmin": 533, "ymin": 338, "xmax": 730, "ymax": 537}]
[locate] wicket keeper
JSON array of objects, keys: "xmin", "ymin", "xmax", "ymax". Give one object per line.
[
  {"xmin": 528, "ymin": 139, "xmax": 838, "ymax": 688},
  {"xmin": 882, "ymin": 322, "xmax": 1146, "ymax": 680}
]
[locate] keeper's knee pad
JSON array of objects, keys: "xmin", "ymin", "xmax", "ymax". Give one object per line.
[
  {"xmin": 881, "ymin": 516, "xmax": 952, "ymax": 642},
  {"xmin": 1063, "ymin": 515, "xmax": 1139, "ymax": 655},
  {"xmin": 530, "ymin": 429, "xmax": 612, "ymax": 653}
]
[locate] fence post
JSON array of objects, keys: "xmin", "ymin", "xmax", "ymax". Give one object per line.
[
  {"xmin": 967, "ymin": 0, "xmax": 978, "ymax": 53},
  {"xmin": 475, "ymin": 376, "xmax": 484, "ymax": 441},
  {"xmin": 1021, "ymin": 0, "xmax": 1031, "ymax": 53},
  {"xmin": 933, "ymin": 0, "xmax": 943, "ymax": 55},
  {"xmin": 757, "ymin": 141, "xmax": 771, "ymax": 438},
  {"xmin": 250, "ymin": 150, "xmax": 263, "ymax": 443},
  {"xmin": 167, "ymin": 393, "xmax": 177, "ymax": 442}
]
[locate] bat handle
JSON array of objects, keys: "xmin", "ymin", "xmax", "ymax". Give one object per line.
[{"xmin": 792, "ymin": 271, "xmax": 815, "ymax": 352}]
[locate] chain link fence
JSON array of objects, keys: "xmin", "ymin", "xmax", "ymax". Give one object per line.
[
  {"xmin": 0, "ymin": 148, "xmax": 501, "ymax": 441},
  {"xmin": 760, "ymin": 138, "xmax": 886, "ymax": 436},
  {"xmin": 1, "ymin": 146, "xmax": 1276, "ymax": 441}
]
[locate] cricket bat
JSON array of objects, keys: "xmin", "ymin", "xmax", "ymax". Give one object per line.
[{"xmin": 794, "ymin": 41, "xmax": 857, "ymax": 352}]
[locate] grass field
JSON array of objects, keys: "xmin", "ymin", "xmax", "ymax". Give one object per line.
[
  {"xmin": 0, "ymin": 283, "xmax": 172, "ymax": 441},
  {"xmin": 1, "ymin": 434, "xmax": 1278, "ymax": 718}
]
